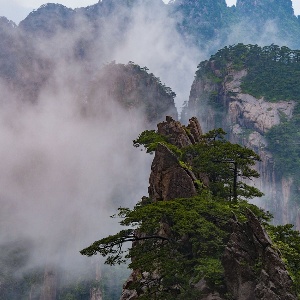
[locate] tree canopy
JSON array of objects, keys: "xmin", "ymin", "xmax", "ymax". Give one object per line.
[
  {"xmin": 196, "ymin": 43, "xmax": 300, "ymax": 197},
  {"xmin": 81, "ymin": 127, "xmax": 300, "ymax": 299},
  {"xmin": 197, "ymin": 43, "xmax": 300, "ymax": 102},
  {"xmin": 134, "ymin": 128, "xmax": 263, "ymax": 203}
]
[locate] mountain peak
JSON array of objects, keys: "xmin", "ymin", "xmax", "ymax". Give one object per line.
[
  {"xmin": 19, "ymin": 3, "xmax": 75, "ymax": 36},
  {"xmin": 236, "ymin": 0, "xmax": 294, "ymax": 17}
]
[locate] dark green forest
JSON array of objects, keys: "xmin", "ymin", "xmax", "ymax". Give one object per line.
[{"xmin": 197, "ymin": 43, "xmax": 300, "ymax": 101}]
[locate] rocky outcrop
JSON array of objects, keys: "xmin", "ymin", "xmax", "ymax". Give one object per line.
[
  {"xmin": 148, "ymin": 116, "xmax": 202, "ymax": 201},
  {"xmin": 187, "ymin": 62, "xmax": 298, "ymax": 225},
  {"xmin": 188, "ymin": 67, "xmax": 295, "ymax": 135},
  {"xmin": 121, "ymin": 117, "xmax": 201, "ymax": 299},
  {"xmin": 148, "ymin": 143, "xmax": 197, "ymax": 201},
  {"xmin": 121, "ymin": 116, "xmax": 297, "ymax": 299},
  {"xmin": 157, "ymin": 116, "xmax": 202, "ymax": 147},
  {"xmin": 223, "ymin": 209, "xmax": 297, "ymax": 300},
  {"xmin": 40, "ymin": 266, "xmax": 57, "ymax": 300},
  {"xmin": 19, "ymin": 4, "xmax": 75, "ymax": 37},
  {"xmin": 224, "ymin": 69, "xmax": 295, "ymax": 134},
  {"xmin": 89, "ymin": 63, "xmax": 178, "ymax": 124}
]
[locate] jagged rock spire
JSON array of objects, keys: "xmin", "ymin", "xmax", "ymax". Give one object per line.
[{"xmin": 148, "ymin": 116, "xmax": 202, "ymax": 201}]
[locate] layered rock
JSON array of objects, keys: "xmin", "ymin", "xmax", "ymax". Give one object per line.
[
  {"xmin": 223, "ymin": 210, "xmax": 297, "ymax": 300},
  {"xmin": 148, "ymin": 143, "xmax": 197, "ymax": 201},
  {"xmin": 148, "ymin": 116, "xmax": 203, "ymax": 202}
]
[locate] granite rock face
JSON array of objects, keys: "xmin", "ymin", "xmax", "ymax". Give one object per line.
[
  {"xmin": 157, "ymin": 116, "xmax": 202, "ymax": 147},
  {"xmin": 187, "ymin": 62, "xmax": 297, "ymax": 225},
  {"xmin": 223, "ymin": 210, "xmax": 297, "ymax": 300},
  {"xmin": 121, "ymin": 117, "xmax": 297, "ymax": 300},
  {"xmin": 148, "ymin": 116, "xmax": 201, "ymax": 201},
  {"xmin": 121, "ymin": 117, "xmax": 201, "ymax": 299},
  {"xmin": 148, "ymin": 143, "xmax": 197, "ymax": 201}
]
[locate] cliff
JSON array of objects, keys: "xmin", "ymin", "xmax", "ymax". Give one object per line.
[
  {"xmin": 0, "ymin": 0, "xmax": 299, "ymax": 99},
  {"xmin": 148, "ymin": 116, "xmax": 201, "ymax": 201},
  {"xmin": 119, "ymin": 116, "xmax": 297, "ymax": 299},
  {"xmin": 169, "ymin": 0, "xmax": 300, "ymax": 49},
  {"xmin": 87, "ymin": 62, "xmax": 178, "ymax": 123},
  {"xmin": 185, "ymin": 44, "xmax": 300, "ymax": 226},
  {"xmin": 1, "ymin": 2, "xmax": 300, "ymax": 299},
  {"xmin": 223, "ymin": 209, "xmax": 296, "ymax": 300}
]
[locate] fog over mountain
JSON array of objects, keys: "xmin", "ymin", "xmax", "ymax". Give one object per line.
[
  {"xmin": 0, "ymin": 1, "xmax": 201, "ymax": 298},
  {"xmin": 0, "ymin": 0, "xmax": 300, "ymax": 298}
]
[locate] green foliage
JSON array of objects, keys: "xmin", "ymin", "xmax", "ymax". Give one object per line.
[
  {"xmin": 182, "ymin": 129, "xmax": 263, "ymax": 202},
  {"xmin": 133, "ymin": 129, "xmax": 183, "ymax": 157},
  {"xmin": 133, "ymin": 127, "xmax": 262, "ymax": 203},
  {"xmin": 197, "ymin": 44, "xmax": 300, "ymax": 194},
  {"xmin": 81, "ymin": 194, "xmax": 271, "ymax": 299},
  {"xmin": 197, "ymin": 44, "xmax": 300, "ymax": 102},
  {"xmin": 195, "ymin": 258, "xmax": 224, "ymax": 287},
  {"xmin": 81, "ymin": 125, "xmax": 300, "ymax": 297},
  {"xmin": 133, "ymin": 130, "xmax": 168, "ymax": 153},
  {"xmin": 81, "ymin": 126, "xmax": 272, "ymax": 298},
  {"xmin": 267, "ymin": 224, "xmax": 300, "ymax": 296}
]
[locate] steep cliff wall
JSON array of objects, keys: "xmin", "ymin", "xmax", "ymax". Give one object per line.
[
  {"xmin": 121, "ymin": 116, "xmax": 201, "ymax": 299},
  {"xmin": 185, "ymin": 47, "xmax": 299, "ymax": 226},
  {"xmin": 120, "ymin": 116, "xmax": 297, "ymax": 299},
  {"xmin": 223, "ymin": 209, "xmax": 296, "ymax": 300}
]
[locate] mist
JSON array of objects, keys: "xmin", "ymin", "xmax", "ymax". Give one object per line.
[
  {"xmin": 0, "ymin": 74, "xmax": 150, "ymax": 268},
  {"xmin": 0, "ymin": 0, "xmax": 202, "ymax": 294},
  {"xmin": 2, "ymin": 0, "xmax": 299, "ymax": 297}
]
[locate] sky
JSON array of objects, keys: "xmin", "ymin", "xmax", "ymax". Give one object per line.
[{"xmin": 0, "ymin": 0, "xmax": 300, "ymax": 24}]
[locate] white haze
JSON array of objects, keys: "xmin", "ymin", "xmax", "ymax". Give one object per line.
[
  {"xmin": 0, "ymin": 0, "xmax": 299, "ymax": 293},
  {"xmin": 0, "ymin": 0, "xmax": 202, "ymax": 286},
  {"xmin": 224, "ymin": 20, "xmax": 289, "ymax": 48},
  {"xmin": 110, "ymin": 1, "xmax": 201, "ymax": 112},
  {"xmin": 0, "ymin": 75, "xmax": 151, "ymax": 269}
]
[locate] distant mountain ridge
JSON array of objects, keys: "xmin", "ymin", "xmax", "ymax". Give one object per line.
[{"xmin": 0, "ymin": 0, "xmax": 299, "ymax": 104}]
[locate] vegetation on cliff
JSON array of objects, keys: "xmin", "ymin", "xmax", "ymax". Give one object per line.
[
  {"xmin": 170, "ymin": 0, "xmax": 300, "ymax": 49},
  {"xmin": 197, "ymin": 43, "xmax": 300, "ymax": 102},
  {"xmin": 134, "ymin": 128, "xmax": 263, "ymax": 202},
  {"xmin": 196, "ymin": 43, "xmax": 300, "ymax": 192},
  {"xmin": 81, "ymin": 125, "xmax": 300, "ymax": 299},
  {"xmin": 97, "ymin": 61, "xmax": 177, "ymax": 122}
]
